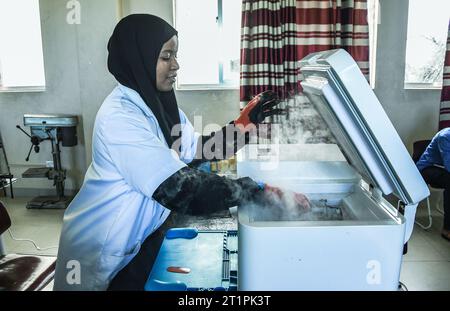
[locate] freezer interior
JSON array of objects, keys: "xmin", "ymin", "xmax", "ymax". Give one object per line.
[
  {"xmin": 237, "ymin": 144, "xmax": 403, "ymax": 226},
  {"xmin": 241, "ymin": 184, "xmax": 402, "ymax": 224}
]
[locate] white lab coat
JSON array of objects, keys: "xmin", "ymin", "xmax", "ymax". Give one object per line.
[{"xmin": 53, "ymin": 84, "xmax": 199, "ymax": 290}]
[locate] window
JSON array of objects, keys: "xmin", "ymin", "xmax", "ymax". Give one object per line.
[
  {"xmin": 175, "ymin": 0, "xmax": 377, "ymax": 90},
  {"xmin": 405, "ymin": 0, "xmax": 450, "ymax": 89},
  {"xmin": 174, "ymin": 0, "xmax": 242, "ymax": 90},
  {"xmin": 367, "ymin": 0, "xmax": 379, "ymax": 88},
  {"xmin": 0, "ymin": 0, "xmax": 46, "ymax": 92}
]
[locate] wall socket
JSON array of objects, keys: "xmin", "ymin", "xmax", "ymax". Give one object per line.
[{"xmin": 46, "ymin": 161, "xmax": 54, "ymax": 168}]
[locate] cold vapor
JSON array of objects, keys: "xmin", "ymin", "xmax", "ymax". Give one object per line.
[
  {"xmin": 240, "ymin": 92, "xmax": 345, "ymax": 222},
  {"xmin": 270, "ymin": 93, "xmax": 335, "ymax": 145}
]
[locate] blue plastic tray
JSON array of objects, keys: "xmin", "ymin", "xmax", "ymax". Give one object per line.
[{"xmin": 145, "ymin": 229, "xmax": 237, "ymax": 291}]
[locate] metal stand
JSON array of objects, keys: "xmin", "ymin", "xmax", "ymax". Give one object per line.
[
  {"xmin": 415, "ymin": 197, "xmax": 433, "ymax": 230},
  {"xmin": 415, "ymin": 187, "xmax": 445, "ymax": 230},
  {"xmin": 26, "ymin": 131, "xmax": 71, "ymax": 209},
  {"xmin": 19, "ymin": 129, "xmax": 72, "ymax": 209},
  {"xmin": 0, "ymin": 131, "xmax": 15, "ymax": 198},
  {"xmin": 17, "ymin": 114, "xmax": 78, "ymax": 209}
]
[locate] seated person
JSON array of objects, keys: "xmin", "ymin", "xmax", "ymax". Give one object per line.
[{"xmin": 416, "ymin": 127, "xmax": 450, "ymax": 241}]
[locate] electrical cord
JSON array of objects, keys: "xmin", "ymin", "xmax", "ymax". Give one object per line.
[
  {"xmin": 398, "ymin": 281, "xmax": 408, "ymax": 291},
  {"xmin": 7, "ymin": 228, "xmax": 58, "ymax": 251}
]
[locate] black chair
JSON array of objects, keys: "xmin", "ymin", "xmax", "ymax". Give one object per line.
[
  {"xmin": 0, "ymin": 201, "xmax": 56, "ymax": 291},
  {"xmin": 412, "ymin": 140, "xmax": 431, "ymax": 163}
]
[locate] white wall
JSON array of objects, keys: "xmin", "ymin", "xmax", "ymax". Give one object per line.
[
  {"xmin": 0, "ymin": 0, "xmax": 441, "ymax": 196},
  {"xmin": 0, "ymin": 0, "xmax": 240, "ymax": 196},
  {"xmin": 121, "ymin": 0, "xmax": 450, "ymax": 162},
  {"xmin": 0, "ymin": 0, "xmax": 117, "ymax": 196},
  {"xmin": 374, "ymin": 0, "xmax": 442, "ymax": 151},
  {"xmin": 121, "ymin": 0, "xmax": 241, "ymax": 130}
]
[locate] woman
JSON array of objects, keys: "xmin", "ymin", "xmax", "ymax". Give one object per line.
[{"xmin": 54, "ymin": 14, "xmax": 308, "ymax": 291}]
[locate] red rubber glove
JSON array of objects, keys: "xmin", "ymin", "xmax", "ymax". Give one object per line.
[
  {"xmin": 234, "ymin": 90, "xmax": 283, "ymax": 133},
  {"xmin": 264, "ymin": 184, "xmax": 310, "ymax": 209}
]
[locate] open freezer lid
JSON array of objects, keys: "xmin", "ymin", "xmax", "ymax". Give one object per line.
[{"xmin": 299, "ymin": 49, "xmax": 429, "ymax": 206}]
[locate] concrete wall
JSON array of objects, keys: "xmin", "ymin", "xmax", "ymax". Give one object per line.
[
  {"xmin": 374, "ymin": 0, "xmax": 442, "ymax": 151},
  {"xmin": 121, "ymin": 0, "xmax": 241, "ymax": 131},
  {"xmin": 124, "ymin": 0, "xmax": 443, "ymax": 150},
  {"xmin": 0, "ymin": 0, "xmax": 443, "ymax": 196},
  {"xmin": 0, "ymin": 0, "xmax": 239, "ymax": 196},
  {"xmin": 0, "ymin": 0, "xmax": 117, "ymax": 196}
]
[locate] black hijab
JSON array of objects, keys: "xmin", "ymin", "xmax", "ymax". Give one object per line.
[{"xmin": 107, "ymin": 14, "xmax": 181, "ymax": 149}]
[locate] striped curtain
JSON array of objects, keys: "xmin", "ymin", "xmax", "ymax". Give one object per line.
[
  {"xmin": 240, "ymin": 0, "xmax": 370, "ymax": 102},
  {"xmin": 240, "ymin": 0, "xmax": 299, "ymax": 102},
  {"xmin": 296, "ymin": 0, "xmax": 370, "ymax": 79},
  {"xmin": 439, "ymin": 20, "xmax": 450, "ymax": 130}
]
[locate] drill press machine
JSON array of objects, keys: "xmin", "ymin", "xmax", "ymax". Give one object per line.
[{"xmin": 17, "ymin": 114, "xmax": 78, "ymax": 209}]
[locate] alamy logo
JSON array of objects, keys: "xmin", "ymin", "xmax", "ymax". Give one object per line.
[
  {"xmin": 66, "ymin": 0, "xmax": 81, "ymax": 25},
  {"xmin": 366, "ymin": 260, "xmax": 381, "ymax": 285},
  {"xmin": 66, "ymin": 260, "xmax": 81, "ymax": 285}
]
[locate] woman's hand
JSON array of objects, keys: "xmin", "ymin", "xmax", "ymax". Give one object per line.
[{"xmin": 234, "ymin": 91, "xmax": 284, "ymax": 133}]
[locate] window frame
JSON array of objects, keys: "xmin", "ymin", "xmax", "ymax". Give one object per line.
[
  {"xmin": 367, "ymin": 0, "xmax": 379, "ymax": 89},
  {"xmin": 0, "ymin": 85, "xmax": 46, "ymax": 93},
  {"xmin": 404, "ymin": 82, "xmax": 444, "ymax": 90}
]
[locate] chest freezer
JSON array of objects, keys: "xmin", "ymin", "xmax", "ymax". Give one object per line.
[{"xmin": 236, "ymin": 49, "xmax": 429, "ymax": 291}]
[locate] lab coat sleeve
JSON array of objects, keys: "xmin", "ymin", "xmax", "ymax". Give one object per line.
[{"xmin": 102, "ymin": 112, "xmax": 187, "ymax": 198}]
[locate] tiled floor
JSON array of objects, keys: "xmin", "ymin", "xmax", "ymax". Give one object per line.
[
  {"xmin": 1, "ymin": 196, "xmax": 449, "ymax": 291},
  {"xmin": 1, "ymin": 197, "xmax": 63, "ymax": 257},
  {"xmin": 400, "ymin": 202, "xmax": 450, "ymax": 291}
]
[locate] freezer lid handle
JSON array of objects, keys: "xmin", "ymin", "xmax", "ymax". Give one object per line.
[{"xmin": 403, "ymin": 203, "xmax": 417, "ymax": 243}]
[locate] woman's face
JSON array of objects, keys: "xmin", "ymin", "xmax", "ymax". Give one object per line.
[{"xmin": 156, "ymin": 35, "xmax": 179, "ymax": 92}]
